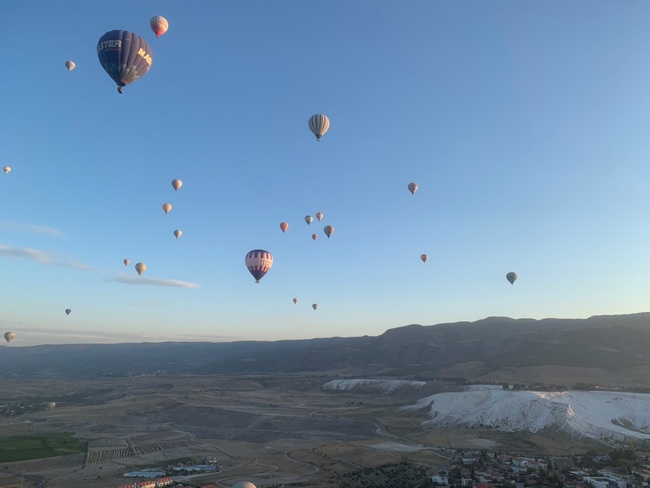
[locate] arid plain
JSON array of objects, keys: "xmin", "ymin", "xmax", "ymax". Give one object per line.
[{"xmin": 0, "ymin": 374, "xmax": 606, "ymax": 488}]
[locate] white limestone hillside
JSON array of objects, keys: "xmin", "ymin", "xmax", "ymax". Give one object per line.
[
  {"xmin": 323, "ymin": 379, "xmax": 426, "ymax": 394},
  {"xmin": 403, "ymin": 385, "xmax": 650, "ymax": 441}
]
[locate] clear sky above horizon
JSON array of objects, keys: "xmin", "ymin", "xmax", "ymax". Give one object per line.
[{"xmin": 2, "ymin": 1, "xmax": 650, "ymax": 346}]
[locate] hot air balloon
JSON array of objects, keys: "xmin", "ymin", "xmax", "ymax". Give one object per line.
[
  {"xmin": 308, "ymin": 114, "xmax": 330, "ymax": 141},
  {"xmin": 135, "ymin": 262, "xmax": 147, "ymax": 276},
  {"xmin": 312, "ymin": 304, "xmax": 318, "ymax": 311},
  {"xmin": 245, "ymin": 250, "xmax": 273, "ymax": 283},
  {"xmin": 311, "ymin": 233, "xmax": 318, "ymax": 241},
  {"xmin": 4, "ymin": 331, "xmax": 15, "ymax": 343},
  {"xmin": 162, "ymin": 203, "xmax": 172, "ymax": 214},
  {"xmin": 280, "ymin": 222, "xmax": 289, "ymax": 233},
  {"xmin": 233, "ymin": 483, "xmax": 257, "ymax": 488},
  {"xmin": 150, "ymin": 15, "xmax": 169, "ymax": 37},
  {"xmin": 65, "ymin": 309, "xmax": 71, "ymax": 315},
  {"xmin": 97, "ymin": 30, "xmax": 153, "ymax": 94},
  {"xmin": 305, "ymin": 215, "xmax": 313, "ymax": 225},
  {"xmin": 420, "ymin": 254, "xmax": 428, "ymax": 263},
  {"xmin": 3, "ymin": 166, "xmax": 10, "ymax": 174},
  {"xmin": 65, "ymin": 60, "xmax": 76, "ymax": 71},
  {"xmin": 293, "ymin": 298, "xmax": 298, "ymax": 304},
  {"xmin": 174, "ymin": 229, "xmax": 182, "ymax": 239},
  {"xmin": 46, "ymin": 402, "xmax": 56, "ymax": 411},
  {"xmin": 316, "ymin": 212, "xmax": 324, "ymax": 221},
  {"xmin": 408, "ymin": 182, "xmax": 418, "ymax": 195},
  {"xmin": 324, "ymin": 225, "xmax": 334, "ymax": 238},
  {"xmin": 506, "ymin": 272, "xmax": 518, "ymax": 285},
  {"xmin": 171, "ymin": 179, "xmax": 182, "ymax": 191},
  {"xmin": 123, "ymin": 258, "xmax": 130, "ymax": 266}
]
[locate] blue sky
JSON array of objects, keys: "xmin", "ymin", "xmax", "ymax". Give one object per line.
[{"xmin": 2, "ymin": 1, "xmax": 650, "ymax": 346}]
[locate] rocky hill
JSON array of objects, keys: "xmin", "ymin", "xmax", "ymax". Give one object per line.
[{"xmin": 1, "ymin": 313, "xmax": 649, "ymax": 386}]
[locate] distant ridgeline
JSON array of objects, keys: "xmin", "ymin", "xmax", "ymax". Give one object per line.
[{"xmin": 0, "ymin": 313, "xmax": 649, "ymax": 386}]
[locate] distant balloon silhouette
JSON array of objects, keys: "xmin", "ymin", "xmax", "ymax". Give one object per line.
[
  {"xmin": 4, "ymin": 331, "xmax": 15, "ymax": 343},
  {"xmin": 162, "ymin": 203, "xmax": 172, "ymax": 214},
  {"xmin": 3, "ymin": 166, "xmax": 10, "ymax": 174},
  {"xmin": 65, "ymin": 309, "xmax": 71, "ymax": 315},
  {"xmin": 293, "ymin": 298, "xmax": 298, "ymax": 304},
  {"xmin": 65, "ymin": 60, "xmax": 76, "ymax": 71},
  {"xmin": 308, "ymin": 114, "xmax": 330, "ymax": 141},
  {"xmin": 305, "ymin": 215, "xmax": 313, "ymax": 225},
  {"xmin": 123, "ymin": 258, "xmax": 130, "ymax": 266},
  {"xmin": 506, "ymin": 272, "xmax": 518, "ymax": 285},
  {"xmin": 245, "ymin": 250, "xmax": 273, "ymax": 283},
  {"xmin": 150, "ymin": 15, "xmax": 169, "ymax": 37},
  {"xmin": 279, "ymin": 222, "xmax": 289, "ymax": 233},
  {"xmin": 324, "ymin": 225, "xmax": 334, "ymax": 238},
  {"xmin": 97, "ymin": 30, "xmax": 153, "ymax": 94},
  {"xmin": 420, "ymin": 254, "xmax": 428, "ymax": 263},
  {"xmin": 408, "ymin": 182, "xmax": 418, "ymax": 195},
  {"xmin": 174, "ymin": 229, "xmax": 182, "ymax": 239},
  {"xmin": 311, "ymin": 233, "xmax": 318, "ymax": 241},
  {"xmin": 312, "ymin": 304, "xmax": 318, "ymax": 311},
  {"xmin": 135, "ymin": 262, "xmax": 147, "ymax": 276},
  {"xmin": 171, "ymin": 179, "xmax": 182, "ymax": 191},
  {"xmin": 316, "ymin": 212, "xmax": 324, "ymax": 221}
]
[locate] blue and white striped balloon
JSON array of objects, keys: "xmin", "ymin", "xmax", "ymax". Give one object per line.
[
  {"xmin": 245, "ymin": 250, "xmax": 273, "ymax": 283},
  {"xmin": 308, "ymin": 114, "xmax": 330, "ymax": 141}
]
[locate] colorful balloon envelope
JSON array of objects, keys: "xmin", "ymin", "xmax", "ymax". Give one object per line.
[
  {"xmin": 4, "ymin": 331, "xmax": 15, "ymax": 343},
  {"xmin": 123, "ymin": 258, "xmax": 130, "ymax": 266},
  {"xmin": 162, "ymin": 203, "xmax": 172, "ymax": 214},
  {"xmin": 316, "ymin": 212, "xmax": 324, "ymax": 221},
  {"xmin": 324, "ymin": 225, "xmax": 334, "ymax": 238},
  {"xmin": 97, "ymin": 30, "xmax": 153, "ymax": 94},
  {"xmin": 135, "ymin": 262, "xmax": 147, "ymax": 276},
  {"xmin": 171, "ymin": 179, "xmax": 182, "ymax": 191},
  {"xmin": 311, "ymin": 233, "xmax": 318, "ymax": 241},
  {"xmin": 420, "ymin": 254, "xmax": 428, "ymax": 263},
  {"xmin": 305, "ymin": 215, "xmax": 313, "ymax": 225},
  {"xmin": 245, "ymin": 249, "xmax": 273, "ymax": 283},
  {"xmin": 408, "ymin": 182, "xmax": 418, "ymax": 195},
  {"xmin": 308, "ymin": 114, "xmax": 330, "ymax": 141},
  {"xmin": 506, "ymin": 272, "xmax": 518, "ymax": 285},
  {"xmin": 279, "ymin": 222, "xmax": 289, "ymax": 233},
  {"xmin": 150, "ymin": 15, "xmax": 169, "ymax": 37},
  {"xmin": 65, "ymin": 60, "xmax": 76, "ymax": 71},
  {"xmin": 3, "ymin": 166, "xmax": 10, "ymax": 174},
  {"xmin": 174, "ymin": 229, "xmax": 182, "ymax": 239}
]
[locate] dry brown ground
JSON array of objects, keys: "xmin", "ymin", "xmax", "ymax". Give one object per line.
[{"xmin": 0, "ymin": 374, "xmax": 615, "ymax": 488}]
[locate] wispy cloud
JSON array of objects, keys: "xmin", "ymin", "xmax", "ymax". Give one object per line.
[
  {"xmin": 12, "ymin": 327, "xmax": 234, "ymax": 345},
  {"xmin": 0, "ymin": 221, "xmax": 64, "ymax": 237},
  {"xmin": 0, "ymin": 244, "xmax": 200, "ymax": 289},
  {"xmin": 0, "ymin": 244, "xmax": 95, "ymax": 270},
  {"xmin": 108, "ymin": 275, "xmax": 200, "ymax": 289}
]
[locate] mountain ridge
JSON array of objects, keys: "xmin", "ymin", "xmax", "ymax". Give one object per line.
[{"xmin": 2, "ymin": 313, "xmax": 650, "ymax": 384}]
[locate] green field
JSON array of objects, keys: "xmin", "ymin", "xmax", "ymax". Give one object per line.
[{"xmin": 0, "ymin": 433, "xmax": 86, "ymax": 463}]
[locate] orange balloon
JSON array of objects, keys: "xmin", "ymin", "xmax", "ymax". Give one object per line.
[
  {"xmin": 280, "ymin": 222, "xmax": 289, "ymax": 233},
  {"xmin": 162, "ymin": 203, "xmax": 172, "ymax": 214}
]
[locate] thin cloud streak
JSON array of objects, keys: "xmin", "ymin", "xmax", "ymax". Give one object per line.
[
  {"xmin": 14, "ymin": 326, "xmax": 235, "ymax": 345},
  {"xmin": 109, "ymin": 275, "xmax": 200, "ymax": 289},
  {"xmin": 0, "ymin": 244, "xmax": 96, "ymax": 271},
  {"xmin": 0, "ymin": 221, "xmax": 64, "ymax": 237},
  {"xmin": 0, "ymin": 244, "xmax": 199, "ymax": 287}
]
